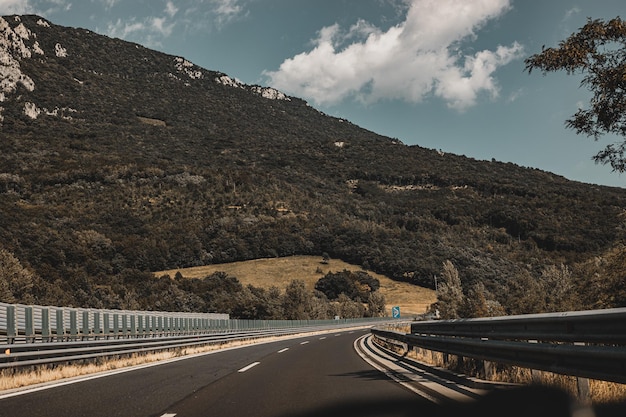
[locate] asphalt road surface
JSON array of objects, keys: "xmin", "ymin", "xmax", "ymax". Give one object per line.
[{"xmin": 0, "ymin": 329, "xmax": 439, "ymax": 417}]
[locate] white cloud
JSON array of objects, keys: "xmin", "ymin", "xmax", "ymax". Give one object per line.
[
  {"xmin": 0, "ymin": 0, "xmax": 72, "ymax": 16},
  {"xmin": 106, "ymin": 18, "xmax": 147, "ymax": 39},
  {"xmin": 563, "ymin": 6, "xmax": 581, "ymax": 22},
  {"xmin": 165, "ymin": 1, "xmax": 178, "ymax": 18},
  {"xmin": 100, "ymin": 0, "xmax": 118, "ymax": 10},
  {"xmin": 149, "ymin": 16, "xmax": 174, "ymax": 37},
  {"xmin": 0, "ymin": 0, "xmax": 35, "ymax": 14},
  {"xmin": 211, "ymin": 0, "xmax": 246, "ymax": 28},
  {"xmin": 265, "ymin": 0, "xmax": 524, "ymax": 111},
  {"xmin": 105, "ymin": 13, "xmax": 175, "ymax": 46},
  {"xmin": 506, "ymin": 88, "xmax": 524, "ymax": 104},
  {"xmin": 559, "ymin": 6, "xmax": 581, "ymax": 38}
]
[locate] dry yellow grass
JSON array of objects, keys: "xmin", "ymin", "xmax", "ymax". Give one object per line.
[{"xmin": 156, "ymin": 255, "xmax": 436, "ymax": 317}]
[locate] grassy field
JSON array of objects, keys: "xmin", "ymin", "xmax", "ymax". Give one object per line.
[{"xmin": 156, "ymin": 255, "xmax": 436, "ymax": 317}]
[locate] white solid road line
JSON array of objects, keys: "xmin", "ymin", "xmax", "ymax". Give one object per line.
[
  {"xmin": 238, "ymin": 362, "xmax": 260, "ymax": 373},
  {"xmin": 278, "ymin": 348, "xmax": 289, "ymax": 353}
]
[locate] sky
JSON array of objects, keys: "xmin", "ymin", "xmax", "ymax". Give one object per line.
[{"xmin": 1, "ymin": 0, "xmax": 625, "ymax": 188}]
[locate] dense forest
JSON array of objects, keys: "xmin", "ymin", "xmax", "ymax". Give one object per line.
[{"xmin": 0, "ymin": 15, "xmax": 625, "ymax": 319}]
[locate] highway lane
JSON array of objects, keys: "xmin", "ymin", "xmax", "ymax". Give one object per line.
[
  {"xmin": 0, "ymin": 329, "xmax": 437, "ymax": 417},
  {"xmin": 158, "ymin": 330, "xmax": 436, "ymax": 417}
]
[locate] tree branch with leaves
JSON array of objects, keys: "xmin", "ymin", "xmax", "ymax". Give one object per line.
[{"xmin": 525, "ymin": 17, "xmax": 626, "ymax": 172}]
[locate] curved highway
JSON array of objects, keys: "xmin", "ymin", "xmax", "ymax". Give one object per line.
[{"xmin": 0, "ymin": 328, "xmax": 439, "ymax": 417}]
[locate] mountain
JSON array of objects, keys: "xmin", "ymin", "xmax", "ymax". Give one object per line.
[{"xmin": 1, "ymin": 14, "xmax": 625, "ymax": 315}]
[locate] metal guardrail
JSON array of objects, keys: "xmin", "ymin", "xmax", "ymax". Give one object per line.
[
  {"xmin": 0, "ymin": 302, "xmax": 394, "ymax": 369},
  {"xmin": 371, "ymin": 307, "xmax": 626, "ymax": 385},
  {"xmin": 0, "ymin": 324, "xmax": 384, "ymax": 370}
]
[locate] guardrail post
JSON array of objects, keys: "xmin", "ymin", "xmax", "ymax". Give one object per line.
[
  {"xmin": 103, "ymin": 312, "xmax": 110, "ymax": 339},
  {"xmin": 113, "ymin": 313, "xmax": 120, "ymax": 338},
  {"xmin": 138, "ymin": 315, "xmax": 144, "ymax": 337},
  {"xmin": 483, "ymin": 360, "xmax": 495, "ymax": 380},
  {"xmin": 82, "ymin": 311, "xmax": 90, "ymax": 340},
  {"xmin": 573, "ymin": 341, "xmax": 591, "ymax": 405},
  {"xmin": 527, "ymin": 340, "xmax": 543, "ymax": 384},
  {"xmin": 455, "ymin": 355, "xmax": 465, "ymax": 373},
  {"xmin": 93, "ymin": 311, "xmax": 101, "ymax": 338},
  {"xmin": 121, "ymin": 314, "xmax": 128, "ymax": 338},
  {"xmin": 56, "ymin": 309, "xmax": 65, "ymax": 341},
  {"xmin": 130, "ymin": 315, "xmax": 136, "ymax": 337},
  {"xmin": 25, "ymin": 306, "xmax": 34, "ymax": 343},
  {"xmin": 577, "ymin": 377, "xmax": 591, "ymax": 405},
  {"xmin": 6, "ymin": 305, "xmax": 17, "ymax": 344},
  {"xmin": 69, "ymin": 310, "xmax": 78, "ymax": 340},
  {"xmin": 163, "ymin": 316, "xmax": 169, "ymax": 336},
  {"xmin": 150, "ymin": 315, "xmax": 156, "ymax": 337},
  {"xmin": 41, "ymin": 308, "xmax": 50, "ymax": 342}
]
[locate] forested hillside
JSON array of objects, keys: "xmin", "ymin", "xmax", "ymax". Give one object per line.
[{"xmin": 0, "ymin": 15, "xmax": 625, "ymax": 318}]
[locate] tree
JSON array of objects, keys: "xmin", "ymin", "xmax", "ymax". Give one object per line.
[
  {"xmin": 314, "ymin": 270, "xmax": 380, "ymax": 301},
  {"xmin": 436, "ymin": 260, "xmax": 464, "ymax": 319},
  {"xmin": 366, "ymin": 291, "xmax": 386, "ymax": 317},
  {"xmin": 321, "ymin": 252, "xmax": 330, "ymax": 265},
  {"xmin": 336, "ymin": 293, "xmax": 365, "ymax": 318},
  {"xmin": 539, "ymin": 264, "xmax": 578, "ymax": 312},
  {"xmin": 282, "ymin": 279, "xmax": 312, "ymax": 320},
  {"xmin": 503, "ymin": 269, "xmax": 546, "ymax": 315},
  {"xmin": 525, "ymin": 17, "xmax": 626, "ymax": 171},
  {"xmin": 460, "ymin": 282, "xmax": 505, "ymax": 318},
  {"xmin": 0, "ymin": 249, "xmax": 35, "ymax": 304}
]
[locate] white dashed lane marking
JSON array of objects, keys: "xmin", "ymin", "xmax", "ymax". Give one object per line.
[{"xmin": 238, "ymin": 362, "xmax": 260, "ymax": 372}]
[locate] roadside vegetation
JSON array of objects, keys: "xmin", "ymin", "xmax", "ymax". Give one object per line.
[{"xmin": 156, "ymin": 256, "xmax": 436, "ymax": 317}]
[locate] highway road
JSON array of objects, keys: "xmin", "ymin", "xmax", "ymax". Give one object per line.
[{"xmin": 0, "ymin": 328, "xmax": 441, "ymax": 417}]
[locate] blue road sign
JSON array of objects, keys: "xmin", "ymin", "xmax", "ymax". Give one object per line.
[{"xmin": 392, "ymin": 306, "xmax": 400, "ymax": 318}]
